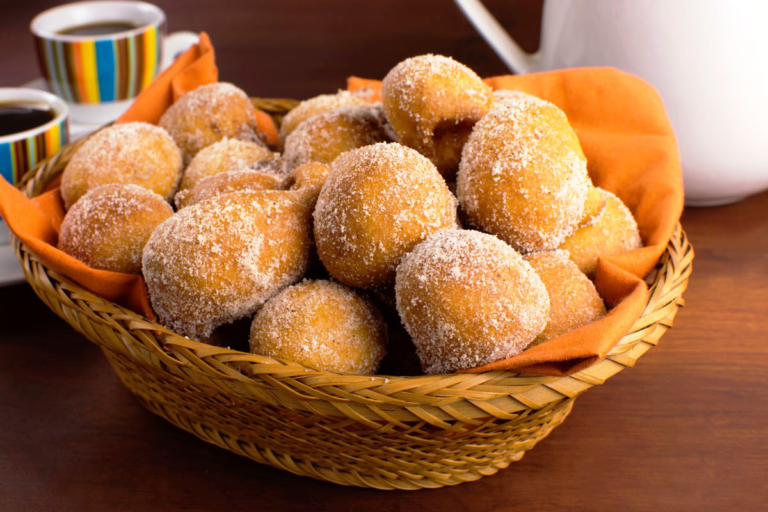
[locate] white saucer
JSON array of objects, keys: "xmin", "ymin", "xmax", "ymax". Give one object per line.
[{"xmin": 0, "ymin": 222, "xmax": 25, "ymax": 287}]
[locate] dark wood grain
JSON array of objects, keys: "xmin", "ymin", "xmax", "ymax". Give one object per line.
[{"xmin": 1, "ymin": 1, "xmax": 767, "ymax": 511}]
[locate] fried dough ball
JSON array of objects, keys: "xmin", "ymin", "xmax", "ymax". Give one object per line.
[
  {"xmin": 524, "ymin": 250, "xmax": 606, "ymax": 346},
  {"xmin": 158, "ymin": 83, "xmax": 265, "ymax": 163},
  {"xmin": 559, "ymin": 188, "xmax": 643, "ymax": 275},
  {"xmin": 395, "ymin": 229, "xmax": 549, "ymax": 374},
  {"xmin": 143, "ymin": 190, "xmax": 312, "ymax": 339},
  {"xmin": 284, "ymin": 161, "xmax": 332, "ymax": 211},
  {"xmin": 313, "ymin": 143, "xmax": 458, "ymax": 288},
  {"xmin": 283, "ymin": 105, "xmax": 393, "ymax": 170},
  {"xmin": 578, "ymin": 186, "xmax": 608, "ymax": 228},
  {"xmin": 250, "ymin": 280, "xmax": 387, "ymax": 374},
  {"xmin": 174, "ymin": 169, "xmax": 284, "ymax": 209},
  {"xmin": 58, "ymin": 184, "xmax": 172, "ymax": 274},
  {"xmin": 279, "ymin": 89, "xmax": 371, "ymax": 146},
  {"xmin": 178, "ymin": 137, "xmax": 276, "ymax": 192},
  {"xmin": 61, "ymin": 122, "xmax": 182, "ymax": 210},
  {"xmin": 382, "ymin": 54, "xmax": 494, "ymax": 178},
  {"xmin": 457, "ymin": 94, "xmax": 591, "ymax": 253}
]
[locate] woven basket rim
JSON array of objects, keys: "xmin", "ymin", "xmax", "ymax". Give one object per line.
[{"xmin": 9, "ymin": 96, "xmax": 693, "ymax": 395}]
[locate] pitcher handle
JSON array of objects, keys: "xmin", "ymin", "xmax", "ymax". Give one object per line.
[{"xmin": 454, "ymin": 0, "xmax": 540, "ymax": 74}]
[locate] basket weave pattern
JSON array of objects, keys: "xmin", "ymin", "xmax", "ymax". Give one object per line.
[{"xmin": 11, "ymin": 98, "xmax": 693, "ymax": 490}]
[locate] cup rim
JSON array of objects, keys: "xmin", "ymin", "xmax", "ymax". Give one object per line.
[
  {"xmin": 0, "ymin": 88, "xmax": 69, "ymax": 144},
  {"xmin": 30, "ymin": 0, "xmax": 165, "ymax": 42}
]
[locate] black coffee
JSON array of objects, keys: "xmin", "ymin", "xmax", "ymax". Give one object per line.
[
  {"xmin": 58, "ymin": 21, "xmax": 138, "ymax": 37},
  {"xmin": 0, "ymin": 102, "xmax": 56, "ymax": 137}
]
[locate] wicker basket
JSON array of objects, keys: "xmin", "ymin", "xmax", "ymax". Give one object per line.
[{"xmin": 11, "ymin": 98, "xmax": 693, "ymax": 491}]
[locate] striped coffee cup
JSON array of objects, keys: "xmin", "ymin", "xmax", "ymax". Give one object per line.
[
  {"xmin": 0, "ymin": 88, "xmax": 69, "ymax": 186},
  {"xmin": 31, "ymin": 2, "xmax": 197, "ymax": 124}
]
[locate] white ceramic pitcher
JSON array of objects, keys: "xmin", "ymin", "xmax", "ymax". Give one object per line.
[{"xmin": 455, "ymin": 0, "xmax": 768, "ymax": 206}]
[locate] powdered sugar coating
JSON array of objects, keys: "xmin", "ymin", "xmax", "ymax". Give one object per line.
[
  {"xmin": 457, "ymin": 96, "xmax": 591, "ymax": 252},
  {"xmin": 58, "ymin": 183, "xmax": 173, "ymax": 274},
  {"xmin": 279, "ymin": 89, "xmax": 372, "ymax": 145},
  {"xmin": 250, "ymin": 280, "xmax": 387, "ymax": 374},
  {"xmin": 395, "ymin": 229, "xmax": 549, "ymax": 374},
  {"xmin": 142, "ymin": 189, "xmax": 312, "ymax": 339},
  {"xmin": 61, "ymin": 122, "xmax": 182, "ymax": 210},
  {"xmin": 493, "ymin": 89, "xmax": 540, "ymax": 106},
  {"xmin": 313, "ymin": 142, "xmax": 459, "ymax": 288},
  {"xmin": 178, "ymin": 137, "xmax": 276, "ymax": 191},
  {"xmin": 559, "ymin": 188, "xmax": 643, "ymax": 275},
  {"xmin": 283, "ymin": 104, "xmax": 393, "ymax": 170},
  {"xmin": 524, "ymin": 249, "xmax": 606, "ymax": 346},
  {"xmin": 174, "ymin": 168, "xmax": 284, "ymax": 209},
  {"xmin": 382, "ymin": 54, "xmax": 494, "ymax": 176},
  {"xmin": 158, "ymin": 83, "xmax": 263, "ymax": 163}
]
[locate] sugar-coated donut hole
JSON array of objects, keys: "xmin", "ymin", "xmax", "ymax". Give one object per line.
[
  {"xmin": 382, "ymin": 54, "xmax": 494, "ymax": 178},
  {"xmin": 142, "ymin": 189, "xmax": 312, "ymax": 339},
  {"xmin": 58, "ymin": 183, "xmax": 173, "ymax": 274},
  {"xmin": 395, "ymin": 229, "xmax": 550, "ymax": 374},
  {"xmin": 174, "ymin": 169, "xmax": 284, "ymax": 209},
  {"xmin": 178, "ymin": 137, "xmax": 276, "ymax": 192},
  {"xmin": 313, "ymin": 142, "xmax": 459, "ymax": 288},
  {"xmin": 283, "ymin": 104, "xmax": 393, "ymax": 170},
  {"xmin": 250, "ymin": 280, "xmax": 388, "ymax": 374},
  {"xmin": 158, "ymin": 82, "xmax": 265, "ymax": 163},
  {"xmin": 457, "ymin": 95, "xmax": 591, "ymax": 253},
  {"xmin": 559, "ymin": 188, "xmax": 643, "ymax": 276},
  {"xmin": 278, "ymin": 89, "xmax": 372, "ymax": 147},
  {"xmin": 61, "ymin": 122, "xmax": 182, "ymax": 210},
  {"xmin": 524, "ymin": 250, "xmax": 607, "ymax": 346}
]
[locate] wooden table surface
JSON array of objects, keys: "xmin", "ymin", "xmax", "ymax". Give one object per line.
[{"xmin": 1, "ymin": 1, "xmax": 767, "ymax": 511}]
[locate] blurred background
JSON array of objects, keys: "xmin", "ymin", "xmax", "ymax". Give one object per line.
[{"xmin": 0, "ymin": 0, "xmax": 542, "ymax": 97}]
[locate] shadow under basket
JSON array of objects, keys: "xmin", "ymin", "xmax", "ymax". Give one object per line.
[{"xmin": 11, "ymin": 98, "xmax": 694, "ymax": 491}]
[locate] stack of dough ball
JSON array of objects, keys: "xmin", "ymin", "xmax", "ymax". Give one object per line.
[
  {"xmin": 313, "ymin": 142, "xmax": 458, "ymax": 288},
  {"xmin": 159, "ymin": 83, "xmax": 265, "ymax": 163},
  {"xmin": 61, "ymin": 122, "xmax": 182, "ymax": 210},
  {"xmin": 250, "ymin": 280, "xmax": 387, "ymax": 374},
  {"xmin": 178, "ymin": 137, "xmax": 276, "ymax": 192},
  {"xmin": 559, "ymin": 188, "xmax": 643, "ymax": 275},
  {"xmin": 58, "ymin": 184, "xmax": 172, "ymax": 274},
  {"xmin": 175, "ymin": 169, "xmax": 284, "ymax": 209},
  {"xmin": 382, "ymin": 54, "xmax": 494, "ymax": 177},
  {"xmin": 283, "ymin": 104, "xmax": 393, "ymax": 170},
  {"xmin": 524, "ymin": 250, "xmax": 606, "ymax": 346},
  {"xmin": 279, "ymin": 89, "xmax": 372, "ymax": 146},
  {"xmin": 142, "ymin": 190, "xmax": 312, "ymax": 339},
  {"xmin": 457, "ymin": 94, "xmax": 591, "ymax": 253},
  {"xmin": 395, "ymin": 229, "xmax": 549, "ymax": 374}
]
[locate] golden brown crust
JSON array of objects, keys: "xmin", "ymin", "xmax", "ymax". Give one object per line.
[
  {"xmin": 178, "ymin": 137, "xmax": 276, "ymax": 192},
  {"xmin": 524, "ymin": 250, "xmax": 606, "ymax": 346},
  {"xmin": 283, "ymin": 104, "xmax": 393, "ymax": 170},
  {"xmin": 158, "ymin": 83, "xmax": 265, "ymax": 163},
  {"xmin": 278, "ymin": 90, "xmax": 371, "ymax": 147},
  {"xmin": 382, "ymin": 54, "xmax": 494, "ymax": 178},
  {"xmin": 313, "ymin": 143, "xmax": 458, "ymax": 288},
  {"xmin": 174, "ymin": 169, "xmax": 284, "ymax": 209},
  {"xmin": 61, "ymin": 122, "xmax": 182, "ymax": 210},
  {"xmin": 58, "ymin": 184, "xmax": 173, "ymax": 274},
  {"xmin": 457, "ymin": 95, "xmax": 591, "ymax": 253},
  {"xmin": 395, "ymin": 229, "xmax": 549, "ymax": 374},
  {"xmin": 250, "ymin": 280, "xmax": 387, "ymax": 374},
  {"xmin": 559, "ymin": 188, "xmax": 643, "ymax": 275},
  {"xmin": 142, "ymin": 189, "xmax": 312, "ymax": 339}
]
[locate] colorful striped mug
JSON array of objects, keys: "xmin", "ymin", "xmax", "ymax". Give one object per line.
[
  {"xmin": 0, "ymin": 88, "xmax": 69, "ymax": 187},
  {"xmin": 31, "ymin": 1, "xmax": 197, "ymax": 124}
]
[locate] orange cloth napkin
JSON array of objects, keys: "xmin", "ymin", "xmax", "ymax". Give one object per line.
[{"xmin": 349, "ymin": 70, "xmax": 684, "ymax": 375}]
